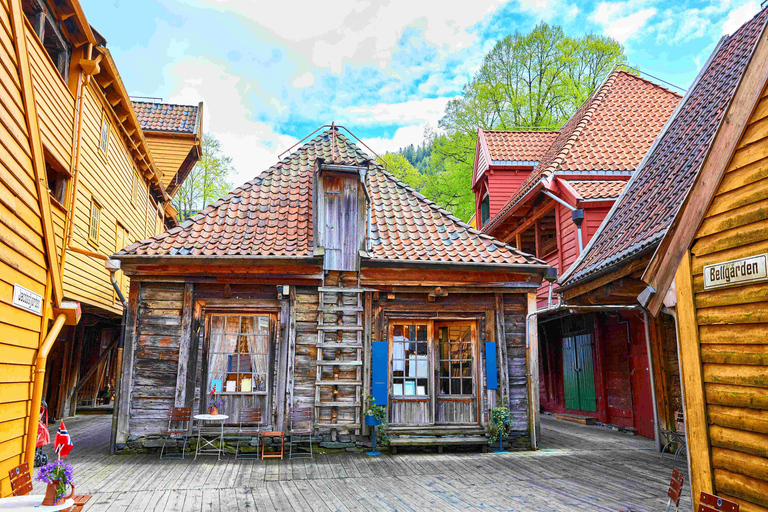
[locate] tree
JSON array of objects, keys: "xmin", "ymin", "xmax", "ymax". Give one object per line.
[
  {"xmin": 172, "ymin": 134, "xmax": 233, "ymax": 220},
  {"xmin": 426, "ymin": 23, "xmax": 626, "ymax": 221},
  {"xmin": 377, "ymin": 153, "xmax": 424, "ymax": 190}
]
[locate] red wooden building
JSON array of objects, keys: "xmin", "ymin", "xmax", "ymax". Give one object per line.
[{"xmin": 476, "ymin": 70, "xmax": 682, "ymax": 438}]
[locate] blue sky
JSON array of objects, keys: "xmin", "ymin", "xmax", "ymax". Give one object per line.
[{"xmin": 81, "ymin": 0, "xmax": 761, "ymax": 185}]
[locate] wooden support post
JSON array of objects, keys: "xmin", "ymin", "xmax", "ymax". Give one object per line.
[
  {"xmin": 527, "ymin": 293, "xmax": 540, "ymax": 446},
  {"xmin": 593, "ymin": 314, "xmax": 609, "ymax": 425},
  {"xmin": 485, "ymin": 309, "xmax": 496, "ymax": 418},
  {"xmin": 675, "ymin": 251, "xmax": 713, "ymax": 509},
  {"xmin": 494, "ymin": 294, "xmax": 509, "ymax": 406},
  {"xmin": 185, "ymin": 301, "xmax": 202, "ymax": 410},
  {"xmin": 363, "ymin": 291, "xmax": 372, "ymax": 436},
  {"xmin": 275, "ymin": 295, "xmax": 290, "ymax": 430},
  {"xmin": 286, "ymin": 287, "xmax": 297, "ymax": 411},
  {"xmin": 115, "ymin": 281, "xmax": 140, "ymax": 445},
  {"xmin": 174, "ymin": 283, "xmax": 194, "ymax": 407}
]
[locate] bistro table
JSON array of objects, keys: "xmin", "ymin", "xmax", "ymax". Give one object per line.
[
  {"xmin": 0, "ymin": 496, "xmax": 74, "ymax": 511},
  {"xmin": 194, "ymin": 414, "xmax": 228, "ymax": 460}
]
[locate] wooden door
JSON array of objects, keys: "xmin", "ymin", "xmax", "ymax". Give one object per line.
[
  {"xmin": 389, "ymin": 322, "xmax": 432, "ymax": 426},
  {"xmin": 435, "ymin": 322, "xmax": 478, "ymax": 424},
  {"xmin": 322, "ymin": 176, "xmax": 359, "ymax": 271},
  {"xmin": 563, "ymin": 337, "xmax": 580, "ymax": 410},
  {"xmin": 630, "ymin": 350, "xmax": 654, "ymax": 438},
  {"xmin": 562, "ymin": 334, "xmax": 597, "ymax": 412}
]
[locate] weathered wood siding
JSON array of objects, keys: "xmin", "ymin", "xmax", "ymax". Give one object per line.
[
  {"xmin": 293, "ymin": 286, "xmax": 319, "ymax": 412},
  {"xmin": 684, "ymin": 81, "xmax": 768, "ymax": 510},
  {"xmin": 129, "ymin": 282, "xmax": 184, "ymax": 436},
  {"xmin": 144, "ymin": 132, "xmax": 196, "ymax": 190},
  {"xmin": 503, "ymin": 294, "xmax": 529, "ymax": 431}
]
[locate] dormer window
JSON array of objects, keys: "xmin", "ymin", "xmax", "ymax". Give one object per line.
[
  {"xmin": 22, "ymin": 0, "xmax": 71, "ymax": 80},
  {"xmin": 480, "ymin": 193, "xmax": 490, "ymax": 227}
]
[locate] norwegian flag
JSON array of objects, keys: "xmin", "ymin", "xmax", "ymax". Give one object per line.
[{"xmin": 54, "ymin": 420, "xmax": 73, "ymax": 458}]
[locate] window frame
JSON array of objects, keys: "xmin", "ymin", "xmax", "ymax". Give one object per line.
[
  {"xmin": 44, "ymin": 150, "xmax": 71, "ymax": 210},
  {"xmin": 131, "ymin": 171, "xmax": 139, "ymax": 206},
  {"xmin": 99, "ymin": 111, "xmax": 110, "ymax": 156},
  {"xmin": 480, "ymin": 193, "xmax": 490, "ymax": 227},
  {"xmin": 88, "ymin": 197, "xmax": 101, "ymax": 247}
]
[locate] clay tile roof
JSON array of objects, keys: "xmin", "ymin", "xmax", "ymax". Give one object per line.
[
  {"xmin": 560, "ymin": 7, "xmax": 768, "ymax": 288},
  {"xmin": 118, "ymin": 127, "xmax": 545, "ymax": 268},
  {"xmin": 484, "ymin": 130, "xmax": 559, "ymax": 163},
  {"xmin": 482, "ymin": 70, "xmax": 682, "ymax": 234},
  {"xmin": 567, "ymin": 180, "xmax": 626, "ymax": 200},
  {"xmin": 131, "ymin": 101, "xmax": 201, "ymax": 134}
]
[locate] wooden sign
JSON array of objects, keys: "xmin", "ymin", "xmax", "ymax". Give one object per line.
[
  {"xmin": 703, "ymin": 253, "xmax": 768, "ymax": 290},
  {"xmin": 12, "ymin": 284, "xmax": 43, "ymax": 315}
]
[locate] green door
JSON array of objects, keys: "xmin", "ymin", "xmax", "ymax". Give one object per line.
[
  {"xmin": 562, "ymin": 334, "xmax": 596, "ymax": 412},
  {"xmin": 563, "ymin": 337, "xmax": 580, "ymax": 410}
]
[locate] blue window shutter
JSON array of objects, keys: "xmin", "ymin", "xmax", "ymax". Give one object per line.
[
  {"xmin": 372, "ymin": 341, "xmax": 388, "ymax": 405},
  {"xmin": 486, "ymin": 342, "xmax": 498, "ymax": 390}
]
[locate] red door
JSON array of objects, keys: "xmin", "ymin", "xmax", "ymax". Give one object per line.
[{"xmin": 630, "ymin": 350, "xmax": 654, "ymax": 439}]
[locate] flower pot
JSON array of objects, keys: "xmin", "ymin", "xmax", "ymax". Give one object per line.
[
  {"xmin": 365, "ymin": 415, "xmax": 381, "ymax": 426},
  {"xmin": 208, "ymin": 406, "xmax": 219, "ymax": 416},
  {"xmin": 42, "ymin": 481, "xmax": 74, "ymax": 506}
]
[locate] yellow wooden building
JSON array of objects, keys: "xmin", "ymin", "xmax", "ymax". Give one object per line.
[
  {"xmin": 0, "ymin": 0, "xmax": 202, "ymax": 497},
  {"xmin": 560, "ymin": 7, "xmax": 768, "ymax": 510}
]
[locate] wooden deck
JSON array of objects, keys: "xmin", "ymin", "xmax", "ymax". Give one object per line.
[{"xmin": 31, "ymin": 415, "xmax": 691, "ymax": 511}]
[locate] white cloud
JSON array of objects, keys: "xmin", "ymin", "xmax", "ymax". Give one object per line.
[
  {"xmin": 363, "ymin": 125, "xmax": 431, "ymax": 157},
  {"xmin": 291, "ymin": 71, "xmax": 315, "ymax": 89},
  {"xmin": 517, "ymin": 0, "xmax": 579, "ymax": 21},
  {"xmin": 344, "ymin": 97, "xmax": 455, "ymax": 127},
  {"xmin": 165, "ymin": 57, "xmax": 298, "ymax": 187},
  {"xmin": 184, "ymin": 0, "xmax": 508, "ymax": 73},
  {"xmin": 722, "ymin": 1, "xmax": 760, "ymax": 35},
  {"xmin": 591, "ymin": 2, "xmax": 657, "ymax": 44}
]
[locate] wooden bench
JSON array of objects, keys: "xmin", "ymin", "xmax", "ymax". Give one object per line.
[{"xmin": 389, "ymin": 436, "xmax": 489, "ymax": 454}]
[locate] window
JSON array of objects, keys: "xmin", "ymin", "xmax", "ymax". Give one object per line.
[
  {"xmin": 480, "ymin": 194, "xmax": 490, "ymax": 226},
  {"xmin": 88, "ymin": 198, "xmax": 100, "ymax": 246},
  {"xmin": 99, "ymin": 112, "xmax": 109, "ymax": 155},
  {"xmin": 45, "ymin": 157, "xmax": 68, "ymax": 207},
  {"xmin": 391, "ymin": 324, "xmax": 429, "ymax": 396},
  {"xmin": 131, "ymin": 172, "xmax": 139, "ymax": 205},
  {"xmin": 438, "ymin": 324, "xmax": 474, "ymax": 395},
  {"xmin": 22, "ymin": 0, "xmax": 71, "ymax": 80},
  {"xmin": 207, "ymin": 314, "xmax": 272, "ymax": 421}
]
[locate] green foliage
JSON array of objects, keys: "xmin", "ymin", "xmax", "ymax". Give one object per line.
[
  {"xmin": 377, "ymin": 153, "xmax": 424, "ymax": 190},
  {"xmin": 362, "ymin": 392, "xmax": 389, "ymax": 445},
  {"xmin": 487, "ymin": 401, "xmax": 513, "ymax": 443},
  {"xmin": 399, "ymin": 23, "xmax": 626, "ymax": 222},
  {"xmin": 172, "ymin": 133, "xmax": 233, "ymax": 220}
]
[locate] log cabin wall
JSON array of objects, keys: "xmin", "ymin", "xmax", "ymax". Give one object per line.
[{"xmin": 677, "ymin": 79, "xmax": 768, "ymax": 510}]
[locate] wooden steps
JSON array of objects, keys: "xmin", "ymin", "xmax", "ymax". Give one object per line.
[
  {"xmin": 389, "ymin": 435, "xmax": 490, "ymax": 454},
  {"xmin": 317, "ymin": 343, "xmax": 363, "ymax": 349},
  {"xmin": 554, "ymin": 413, "xmax": 597, "ymax": 425},
  {"xmin": 317, "ymin": 325, "xmax": 363, "ymax": 331},
  {"xmin": 316, "ymin": 380, "xmax": 362, "ymax": 386}
]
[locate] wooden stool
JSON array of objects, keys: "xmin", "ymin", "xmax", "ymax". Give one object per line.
[{"xmin": 261, "ymin": 431, "xmax": 285, "ymax": 459}]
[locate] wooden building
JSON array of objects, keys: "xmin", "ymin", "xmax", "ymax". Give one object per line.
[
  {"xmin": 559, "ymin": 7, "xmax": 768, "ymax": 509},
  {"xmin": 112, "ymin": 126, "xmax": 550, "ymax": 452},
  {"xmin": 478, "ymin": 70, "xmax": 682, "ymax": 439},
  {"xmin": 0, "ymin": 0, "xmax": 201, "ymax": 497}
]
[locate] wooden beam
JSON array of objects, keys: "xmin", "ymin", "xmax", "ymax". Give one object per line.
[
  {"xmin": 116, "ymin": 280, "xmax": 140, "ymax": 445},
  {"xmin": 644, "ymin": 24, "xmax": 768, "ymax": 315},
  {"xmin": 527, "ymin": 292, "xmax": 540, "ymax": 446},
  {"xmin": 10, "ymin": 0, "xmax": 64, "ymax": 306},
  {"xmin": 174, "ymin": 283, "xmax": 194, "ymax": 407},
  {"xmin": 495, "ymin": 294, "xmax": 509, "ymax": 411},
  {"xmin": 560, "ymin": 255, "xmax": 651, "ymax": 301},
  {"xmin": 499, "ymin": 202, "xmax": 555, "ymax": 245},
  {"xmin": 675, "ymin": 250, "xmax": 714, "ymax": 509}
]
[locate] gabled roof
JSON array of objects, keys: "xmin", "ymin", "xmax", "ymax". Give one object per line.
[
  {"xmin": 482, "ymin": 70, "xmax": 682, "ymax": 233},
  {"xmin": 472, "ymin": 129, "xmax": 558, "ymax": 188},
  {"xmin": 118, "ymin": 128, "xmax": 545, "ymax": 269},
  {"xmin": 132, "ymin": 101, "xmax": 202, "ymax": 134},
  {"xmin": 559, "ymin": 7, "xmax": 768, "ymax": 291},
  {"xmin": 566, "ymin": 180, "xmax": 625, "ymax": 201}
]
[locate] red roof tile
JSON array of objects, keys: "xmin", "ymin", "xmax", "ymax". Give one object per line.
[
  {"xmin": 560, "ymin": 8, "xmax": 768, "ymax": 288},
  {"xmin": 567, "ymin": 180, "xmax": 626, "ymax": 200},
  {"xmin": 132, "ymin": 101, "xmax": 201, "ymax": 134},
  {"xmin": 482, "ymin": 70, "xmax": 682, "ymax": 234},
  {"xmin": 118, "ymin": 128, "xmax": 545, "ymax": 268},
  {"xmin": 484, "ymin": 130, "xmax": 559, "ymax": 163}
]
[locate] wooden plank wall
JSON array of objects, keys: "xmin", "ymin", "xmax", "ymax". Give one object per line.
[
  {"xmin": 144, "ymin": 132, "xmax": 195, "ymax": 189},
  {"xmin": 0, "ymin": 0, "xmax": 56, "ymax": 497},
  {"xmin": 128, "ymin": 282, "xmax": 184, "ymax": 436},
  {"xmin": 686, "ymin": 81, "xmax": 768, "ymax": 510},
  {"xmin": 293, "ymin": 286, "xmax": 319, "ymax": 411},
  {"xmin": 502, "ymin": 293, "xmax": 529, "ymax": 432}
]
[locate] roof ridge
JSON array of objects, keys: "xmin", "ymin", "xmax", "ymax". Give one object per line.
[
  {"xmin": 612, "ymin": 69, "xmax": 684, "ymax": 99},
  {"xmin": 131, "ymin": 100, "xmax": 200, "ymax": 109}
]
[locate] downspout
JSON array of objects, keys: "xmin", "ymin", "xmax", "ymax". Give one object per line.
[
  {"xmin": 25, "ymin": 313, "xmax": 68, "ymax": 469},
  {"xmin": 107, "ymin": 260, "xmax": 127, "ymax": 454},
  {"xmin": 641, "ymin": 307, "xmax": 663, "ymax": 452},
  {"xmin": 541, "ymin": 190, "xmax": 583, "ymax": 253}
]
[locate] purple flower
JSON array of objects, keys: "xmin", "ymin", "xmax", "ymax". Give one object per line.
[{"xmin": 35, "ymin": 460, "xmax": 74, "ymax": 502}]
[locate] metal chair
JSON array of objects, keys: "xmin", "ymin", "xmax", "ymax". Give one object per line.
[
  {"xmin": 160, "ymin": 406, "xmax": 192, "ymax": 459},
  {"xmin": 235, "ymin": 407, "xmax": 264, "ymax": 459},
  {"xmin": 660, "ymin": 411, "xmax": 687, "ymax": 461},
  {"xmin": 666, "ymin": 468, "xmax": 685, "ymax": 512},
  {"xmin": 9, "ymin": 461, "xmax": 91, "ymax": 511},
  {"xmin": 287, "ymin": 407, "xmax": 314, "ymax": 459},
  {"xmin": 698, "ymin": 492, "xmax": 739, "ymax": 512}
]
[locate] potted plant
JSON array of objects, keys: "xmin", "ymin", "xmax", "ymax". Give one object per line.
[
  {"xmin": 35, "ymin": 460, "xmax": 75, "ymax": 506},
  {"xmin": 488, "ymin": 402, "xmax": 513, "ymax": 453},
  {"xmin": 208, "ymin": 386, "xmax": 223, "ymax": 415},
  {"xmin": 362, "ymin": 392, "xmax": 388, "ymax": 451}
]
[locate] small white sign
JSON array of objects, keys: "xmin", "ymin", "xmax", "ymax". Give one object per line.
[
  {"xmin": 703, "ymin": 254, "xmax": 768, "ymax": 290},
  {"xmin": 12, "ymin": 284, "xmax": 43, "ymax": 315}
]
